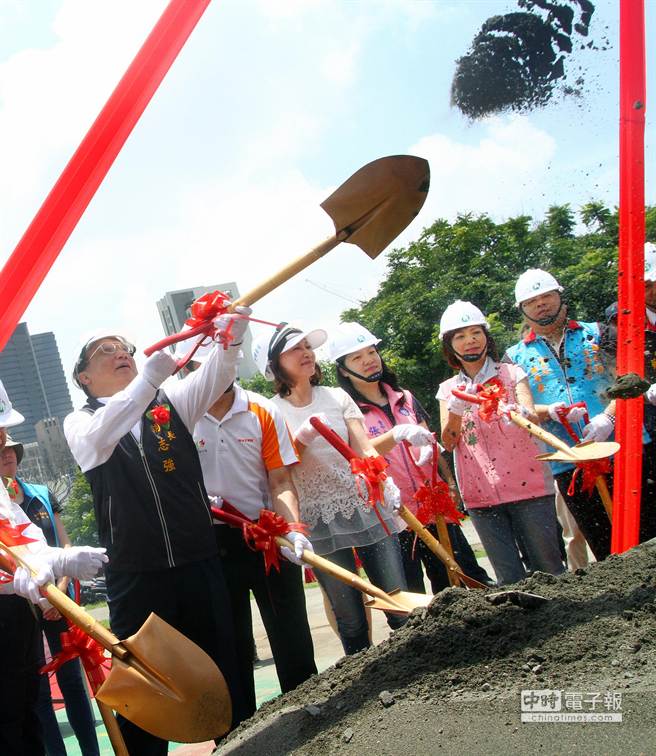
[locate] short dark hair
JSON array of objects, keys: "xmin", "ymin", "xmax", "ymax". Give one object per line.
[
  {"xmin": 270, "ymin": 355, "xmax": 323, "ymax": 398},
  {"xmin": 441, "ymin": 328, "xmax": 499, "ymax": 369}
]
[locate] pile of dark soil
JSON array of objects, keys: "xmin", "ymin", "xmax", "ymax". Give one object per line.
[{"xmin": 219, "ymin": 540, "xmax": 656, "ymax": 754}]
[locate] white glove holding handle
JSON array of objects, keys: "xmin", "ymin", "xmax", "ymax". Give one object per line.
[
  {"xmin": 392, "ymin": 424, "xmax": 434, "ymax": 447},
  {"xmin": 48, "ymin": 546, "xmax": 108, "ymax": 581},
  {"xmin": 142, "ymin": 350, "xmax": 177, "ymax": 389},
  {"xmin": 582, "ymin": 413, "xmax": 615, "ymax": 443},
  {"xmin": 214, "ymin": 305, "xmax": 252, "ymax": 346},
  {"xmin": 382, "ymin": 477, "xmax": 402, "ymax": 511},
  {"xmin": 295, "ymin": 413, "xmax": 330, "ymax": 447},
  {"xmin": 280, "ymin": 531, "xmax": 314, "ymax": 566},
  {"xmin": 447, "ymin": 391, "xmax": 469, "ymax": 417},
  {"xmin": 547, "ymin": 402, "xmax": 588, "ymax": 424},
  {"xmin": 13, "ymin": 563, "xmax": 55, "ymax": 610}
]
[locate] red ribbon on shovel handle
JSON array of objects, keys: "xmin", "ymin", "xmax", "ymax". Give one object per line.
[{"xmin": 308, "ymin": 417, "xmax": 391, "ymax": 535}]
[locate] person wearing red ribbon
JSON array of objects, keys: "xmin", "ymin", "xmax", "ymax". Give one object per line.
[
  {"xmin": 0, "ymin": 381, "xmax": 106, "ymax": 756},
  {"xmin": 175, "ymin": 337, "xmax": 316, "ymax": 718},
  {"xmin": 0, "ymin": 436, "xmax": 100, "ymax": 756},
  {"xmin": 436, "ymin": 302, "xmax": 565, "ymax": 586},
  {"xmin": 328, "ymin": 322, "xmax": 492, "ymax": 593},
  {"xmin": 252, "ymin": 324, "xmax": 408, "ymax": 655},
  {"xmin": 64, "ymin": 315, "xmax": 250, "ymax": 754}
]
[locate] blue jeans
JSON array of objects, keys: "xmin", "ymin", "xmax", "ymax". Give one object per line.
[
  {"xmin": 36, "ymin": 616, "xmax": 100, "ymax": 756},
  {"xmin": 468, "ymin": 495, "xmax": 565, "ymax": 586},
  {"xmin": 315, "ymin": 535, "xmax": 407, "ymax": 655}
]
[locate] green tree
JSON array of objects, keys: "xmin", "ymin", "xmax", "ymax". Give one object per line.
[
  {"xmin": 61, "ymin": 471, "xmax": 99, "ymax": 546},
  {"xmin": 342, "ymin": 203, "xmax": 631, "ymax": 418}
]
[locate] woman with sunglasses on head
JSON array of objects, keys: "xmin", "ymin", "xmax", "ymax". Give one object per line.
[
  {"xmin": 436, "ymin": 301, "xmax": 565, "ymax": 586},
  {"xmin": 252, "ymin": 324, "xmax": 408, "ymax": 655},
  {"xmin": 328, "ymin": 322, "xmax": 492, "ymax": 594}
]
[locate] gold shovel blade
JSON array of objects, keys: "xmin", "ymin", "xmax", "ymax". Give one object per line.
[
  {"xmin": 321, "ymin": 155, "xmax": 430, "ymax": 258},
  {"xmin": 365, "ymin": 588, "xmax": 432, "ymax": 616},
  {"xmin": 536, "ymin": 440, "xmax": 620, "ymax": 463},
  {"xmin": 97, "ymin": 613, "xmax": 231, "ymax": 743}
]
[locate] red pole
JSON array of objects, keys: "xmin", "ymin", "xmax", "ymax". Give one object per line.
[
  {"xmin": 0, "ymin": 0, "xmax": 212, "ymax": 351},
  {"xmin": 613, "ymin": 0, "xmax": 646, "ymax": 552}
]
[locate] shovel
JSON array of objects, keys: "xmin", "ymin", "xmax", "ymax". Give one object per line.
[
  {"xmin": 450, "ymin": 387, "xmax": 618, "ymax": 519},
  {"xmin": 308, "ymin": 417, "xmax": 487, "ymax": 590},
  {"xmin": 1, "ymin": 540, "xmax": 232, "ymax": 744},
  {"xmin": 231, "ymin": 155, "xmax": 429, "ymax": 308}
]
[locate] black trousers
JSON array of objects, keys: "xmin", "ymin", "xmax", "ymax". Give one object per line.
[
  {"xmin": 555, "ymin": 446, "xmax": 656, "ymax": 562},
  {"xmin": 215, "ymin": 526, "xmax": 317, "ymax": 717},
  {"xmin": 105, "ymin": 557, "xmax": 247, "ymax": 756},
  {"xmin": 399, "ymin": 522, "xmax": 493, "ymax": 593},
  {"xmin": 0, "ymin": 596, "xmax": 44, "ymax": 756}
]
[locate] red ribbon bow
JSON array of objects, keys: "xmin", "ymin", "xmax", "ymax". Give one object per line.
[
  {"xmin": 0, "ymin": 518, "xmax": 38, "ymax": 547},
  {"xmin": 240, "ymin": 509, "xmax": 294, "ymax": 575},
  {"xmin": 350, "ymin": 456, "xmax": 391, "ymax": 535},
  {"xmin": 184, "ymin": 290, "xmax": 232, "ymax": 328},
  {"xmin": 476, "ymin": 377, "xmax": 508, "ymax": 422},
  {"xmin": 40, "ymin": 625, "xmax": 108, "ymax": 691},
  {"xmin": 414, "ymin": 480, "xmax": 463, "ymax": 525},
  {"xmin": 568, "ymin": 458, "xmax": 612, "ymax": 497}
]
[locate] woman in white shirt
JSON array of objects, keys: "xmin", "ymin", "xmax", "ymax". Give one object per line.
[{"xmin": 252, "ymin": 325, "xmax": 407, "ymax": 655}]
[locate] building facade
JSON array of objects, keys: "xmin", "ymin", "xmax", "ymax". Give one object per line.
[
  {"xmin": 156, "ymin": 283, "xmax": 258, "ymax": 379},
  {"xmin": 0, "ymin": 323, "xmax": 73, "ymax": 445}
]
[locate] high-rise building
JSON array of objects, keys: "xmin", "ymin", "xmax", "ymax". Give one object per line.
[
  {"xmin": 35, "ymin": 417, "xmax": 76, "ymax": 478},
  {"xmin": 156, "ymin": 284, "xmax": 258, "ymax": 379},
  {"xmin": 0, "ymin": 323, "xmax": 73, "ymax": 445}
]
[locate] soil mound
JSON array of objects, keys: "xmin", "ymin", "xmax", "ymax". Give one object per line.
[{"xmin": 218, "ymin": 540, "xmax": 656, "ymax": 755}]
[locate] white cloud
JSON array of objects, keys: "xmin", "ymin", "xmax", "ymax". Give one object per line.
[{"xmin": 320, "ymin": 43, "xmax": 360, "ymax": 86}]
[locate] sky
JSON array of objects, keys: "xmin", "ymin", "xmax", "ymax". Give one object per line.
[{"xmin": 0, "ymin": 0, "xmax": 654, "ymax": 402}]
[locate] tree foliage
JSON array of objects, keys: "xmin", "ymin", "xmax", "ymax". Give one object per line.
[
  {"xmin": 61, "ymin": 470, "xmax": 99, "ymax": 546},
  {"xmin": 342, "ymin": 203, "xmax": 655, "ymax": 419}
]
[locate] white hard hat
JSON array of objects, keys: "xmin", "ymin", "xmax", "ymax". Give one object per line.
[
  {"xmin": 439, "ymin": 301, "xmax": 489, "ymax": 338},
  {"xmin": 514, "ymin": 269, "xmax": 563, "ymax": 306},
  {"xmin": 252, "ymin": 325, "xmax": 327, "ymax": 380},
  {"xmin": 645, "ymin": 243, "xmax": 656, "ymax": 282},
  {"xmin": 326, "ymin": 322, "xmax": 381, "ymax": 362},
  {"xmin": 0, "ymin": 379, "xmax": 25, "ymax": 428},
  {"xmin": 172, "ymin": 326, "xmax": 216, "ymax": 364},
  {"xmin": 73, "ymin": 331, "xmax": 135, "ymax": 387}
]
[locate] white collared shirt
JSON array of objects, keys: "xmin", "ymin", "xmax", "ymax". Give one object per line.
[{"xmin": 194, "ymin": 385, "xmax": 298, "ymax": 521}]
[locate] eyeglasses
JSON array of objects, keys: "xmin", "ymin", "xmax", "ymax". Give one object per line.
[{"xmin": 87, "ymin": 341, "xmax": 136, "ymax": 362}]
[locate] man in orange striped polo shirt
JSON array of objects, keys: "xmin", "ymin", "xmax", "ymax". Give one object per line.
[{"xmin": 191, "ymin": 360, "xmax": 317, "ymax": 716}]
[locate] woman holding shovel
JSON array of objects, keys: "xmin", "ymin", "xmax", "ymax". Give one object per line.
[
  {"xmin": 253, "ymin": 324, "xmax": 408, "ymax": 655},
  {"xmin": 327, "ymin": 322, "xmax": 492, "ymax": 593},
  {"xmin": 436, "ymin": 301, "xmax": 565, "ymax": 586}
]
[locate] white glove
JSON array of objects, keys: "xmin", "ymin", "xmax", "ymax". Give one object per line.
[
  {"xmin": 415, "ymin": 444, "xmax": 434, "ymax": 467},
  {"xmin": 498, "ymin": 402, "xmax": 530, "ymax": 425},
  {"xmin": 392, "ymin": 424, "xmax": 434, "ymax": 447},
  {"xmin": 294, "ymin": 413, "xmax": 329, "ymax": 446},
  {"xmin": 547, "ymin": 402, "xmax": 587, "ymax": 424},
  {"xmin": 382, "ymin": 477, "xmax": 402, "ymax": 511},
  {"xmin": 646, "ymin": 384, "xmax": 656, "ymax": 405},
  {"xmin": 214, "ymin": 305, "xmax": 252, "ymax": 346},
  {"xmin": 13, "ymin": 563, "xmax": 54, "ymax": 609},
  {"xmin": 142, "ymin": 351, "xmax": 177, "ymax": 389},
  {"xmin": 581, "ymin": 413, "xmax": 615, "ymax": 443},
  {"xmin": 48, "ymin": 546, "xmax": 108, "ymax": 581},
  {"xmin": 279, "ymin": 531, "xmax": 313, "ymax": 566},
  {"xmin": 447, "ymin": 393, "xmax": 469, "ymax": 417}
]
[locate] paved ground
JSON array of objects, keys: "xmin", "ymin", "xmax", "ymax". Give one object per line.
[{"xmin": 57, "ymin": 521, "xmax": 494, "ymax": 754}]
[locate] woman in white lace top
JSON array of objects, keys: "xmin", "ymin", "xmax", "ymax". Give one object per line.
[{"xmin": 252, "ymin": 324, "xmax": 407, "ymax": 655}]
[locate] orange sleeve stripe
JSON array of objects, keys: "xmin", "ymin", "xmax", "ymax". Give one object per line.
[{"xmin": 248, "ymin": 401, "xmax": 285, "ymax": 470}]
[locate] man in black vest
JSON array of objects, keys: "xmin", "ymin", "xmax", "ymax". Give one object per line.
[{"xmin": 64, "ymin": 313, "xmax": 249, "ymax": 755}]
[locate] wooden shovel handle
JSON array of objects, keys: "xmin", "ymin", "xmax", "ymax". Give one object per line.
[
  {"xmin": 230, "ymin": 233, "xmax": 343, "ymax": 309},
  {"xmin": 508, "ymin": 411, "xmax": 574, "ymax": 456},
  {"xmin": 275, "ymin": 535, "xmax": 406, "ymax": 610},
  {"xmin": 595, "ymin": 476, "xmax": 613, "ymax": 519},
  {"xmin": 434, "ymin": 514, "xmax": 460, "ymax": 587},
  {"xmin": 397, "ymin": 506, "xmax": 464, "ymax": 581},
  {"xmin": 97, "ymin": 702, "xmax": 130, "ymax": 756}
]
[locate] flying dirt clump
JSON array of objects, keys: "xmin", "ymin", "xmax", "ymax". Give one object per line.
[{"xmin": 451, "ymin": 0, "xmax": 600, "ymax": 119}]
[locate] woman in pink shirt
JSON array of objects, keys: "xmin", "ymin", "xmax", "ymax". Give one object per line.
[{"xmin": 436, "ymin": 301, "xmax": 564, "ymax": 586}]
